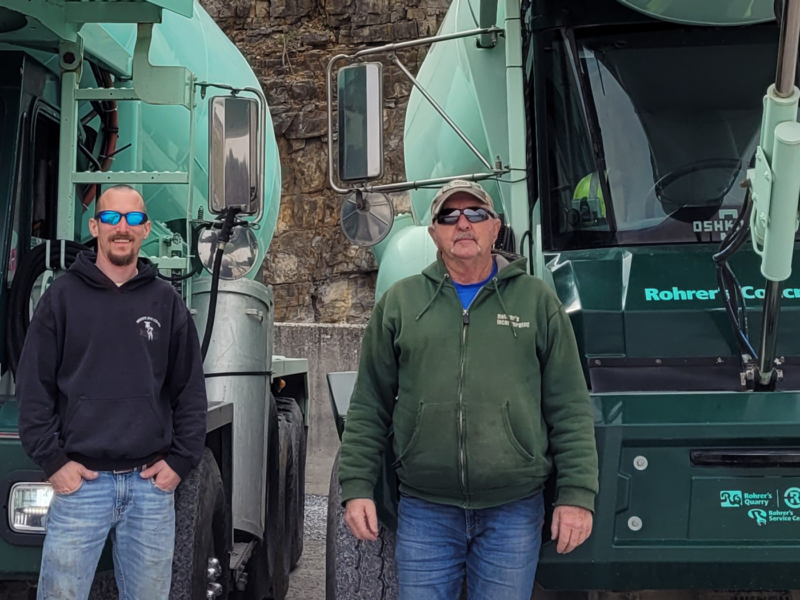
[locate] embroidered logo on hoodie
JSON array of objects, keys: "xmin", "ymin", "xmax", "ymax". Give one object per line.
[
  {"xmin": 137, "ymin": 316, "xmax": 161, "ymax": 341},
  {"xmin": 496, "ymin": 313, "xmax": 530, "ymax": 329}
]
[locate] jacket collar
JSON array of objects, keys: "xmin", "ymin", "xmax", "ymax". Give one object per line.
[{"xmin": 422, "ymin": 252, "xmax": 527, "ymax": 285}]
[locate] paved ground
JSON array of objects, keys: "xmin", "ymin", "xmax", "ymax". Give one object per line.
[
  {"xmin": 287, "ymin": 494, "xmax": 328, "ymax": 600},
  {"xmin": 306, "ymin": 449, "xmax": 336, "ymax": 496}
]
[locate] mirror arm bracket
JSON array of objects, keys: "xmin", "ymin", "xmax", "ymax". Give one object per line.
[
  {"xmin": 326, "ymin": 26, "xmax": 505, "ymax": 196},
  {"xmin": 389, "ymin": 53, "xmax": 495, "ymax": 172}
]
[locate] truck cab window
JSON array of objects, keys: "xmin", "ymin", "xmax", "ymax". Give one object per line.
[
  {"xmin": 539, "ymin": 26, "xmax": 778, "ymax": 251},
  {"xmin": 6, "ymin": 107, "xmax": 59, "ymax": 286},
  {"xmin": 30, "ymin": 111, "xmax": 59, "ymax": 240}
]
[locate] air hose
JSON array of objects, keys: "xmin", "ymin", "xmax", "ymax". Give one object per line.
[
  {"xmin": 6, "ymin": 240, "xmax": 90, "ymax": 377},
  {"xmin": 200, "ymin": 207, "xmax": 242, "ymax": 361}
]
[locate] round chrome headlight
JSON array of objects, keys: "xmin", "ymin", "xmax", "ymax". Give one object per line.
[{"xmin": 198, "ymin": 225, "xmax": 260, "ymax": 280}]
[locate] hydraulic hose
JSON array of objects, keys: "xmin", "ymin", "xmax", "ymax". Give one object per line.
[
  {"xmin": 200, "ymin": 208, "xmax": 241, "ymax": 361},
  {"xmin": 6, "ymin": 240, "xmax": 90, "ymax": 377},
  {"xmin": 712, "ymin": 190, "xmax": 758, "ymax": 362}
]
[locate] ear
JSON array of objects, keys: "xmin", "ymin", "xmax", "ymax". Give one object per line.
[
  {"xmin": 427, "ymin": 224, "xmax": 441, "ymax": 250},
  {"xmin": 143, "ymin": 220, "xmax": 152, "ymax": 239},
  {"xmin": 88, "ymin": 217, "xmax": 100, "ymax": 239},
  {"xmin": 491, "ymin": 217, "xmax": 502, "ymax": 242}
]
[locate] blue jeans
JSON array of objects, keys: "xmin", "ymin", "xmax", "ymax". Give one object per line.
[
  {"xmin": 38, "ymin": 471, "xmax": 175, "ymax": 600},
  {"xmin": 395, "ymin": 493, "xmax": 545, "ymax": 600}
]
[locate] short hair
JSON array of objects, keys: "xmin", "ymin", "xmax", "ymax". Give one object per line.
[{"xmin": 96, "ymin": 185, "xmax": 144, "ymax": 213}]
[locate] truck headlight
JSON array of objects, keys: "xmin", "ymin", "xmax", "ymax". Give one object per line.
[{"xmin": 8, "ymin": 483, "xmax": 53, "ymax": 533}]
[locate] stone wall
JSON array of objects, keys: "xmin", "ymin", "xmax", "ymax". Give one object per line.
[
  {"xmin": 274, "ymin": 322, "xmax": 366, "ymax": 494},
  {"xmin": 201, "ymin": 0, "xmax": 452, "ymax": 323}
]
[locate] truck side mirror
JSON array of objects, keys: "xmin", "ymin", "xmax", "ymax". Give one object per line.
[
  {"xmin": 209, "ymin": 95, "xmax": 262, "ymax": 216},
  {"xmin": 337, "ymin": 62, "xmax": 384, "ymax": 182}
]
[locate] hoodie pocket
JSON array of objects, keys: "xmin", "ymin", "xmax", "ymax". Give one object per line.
[
  {"xmin": 63, "ymin": 395, "xmax": 166, "ymax": 458},
  {"xmin": 394, "ymin": 403, "xmax": 461, "ymax": 493},
  {"xmin": 465, "ymin": 402, "xmax": 536, "ymax": 492}
]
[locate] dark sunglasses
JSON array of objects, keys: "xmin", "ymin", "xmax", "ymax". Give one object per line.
[
  {"xmin": 94, "ymin": 211, "xmax": 149, "ymax": 226},
  {"xmin": 436, "ymin": 207, "xmax": 493, "ymax": 225}
]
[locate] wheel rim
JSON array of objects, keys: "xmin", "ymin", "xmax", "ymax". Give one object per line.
[{"xmin": 207, "ymin": 556, "xmax": 223, "ymax": 599}]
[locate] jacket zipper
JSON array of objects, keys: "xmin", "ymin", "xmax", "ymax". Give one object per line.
[
  {"xmin": 456, "ymin": 283, "xmax": 490, "ymax": 505},
  {"xmin": 458, "ymin": 309, "xmax": 468, "ymax": 500}
]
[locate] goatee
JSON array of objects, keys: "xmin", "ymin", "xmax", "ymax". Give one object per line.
[{"xmin": 107, "ymin": 251, "xmax": 136, "ymax": 267}]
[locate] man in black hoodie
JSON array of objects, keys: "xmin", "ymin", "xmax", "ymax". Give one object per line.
[{"xmin": 17, "ymin": 185, "xmax": 208, "ymax": 600}]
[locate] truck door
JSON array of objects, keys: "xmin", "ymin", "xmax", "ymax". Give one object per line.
[{"xmin": 8, "ymin": 103, "xmax": 60, "ymax": 286}]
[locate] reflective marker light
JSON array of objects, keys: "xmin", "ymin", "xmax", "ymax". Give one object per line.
[{"xmin": 8, "ymin": 483, "xmax": 54, "ymax": 533}]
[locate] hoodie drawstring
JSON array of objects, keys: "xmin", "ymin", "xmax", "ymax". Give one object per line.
[
  {"xmin": 416, "ymin": 275, "xmax": 449, "ymax": 320},
  {"xmin": 493, "ymin": 278, "xmax": 517, "ymax": 339}
]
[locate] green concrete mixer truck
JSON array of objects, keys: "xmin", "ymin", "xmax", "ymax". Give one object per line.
[
  {"xmin": 324, "ymin": 0, "xmax": 800, "ymax": 598},
  {"xmin": 0, "ymin": 1, "xmax": 309, "ymax": 599}
]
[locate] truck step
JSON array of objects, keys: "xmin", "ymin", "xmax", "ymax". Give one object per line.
[{"xmin": 230, "ymin": 540, "xmax": 257, "ymax": 591}]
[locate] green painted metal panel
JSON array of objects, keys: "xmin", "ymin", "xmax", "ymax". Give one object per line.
[
  {"xmin": 537, "ymin": 391, "xmax": 800, "ymax": 591},
  {"xmin": 72, "ymin": 170, "xmax": 190, "ymax": 184},
  {"xmin": 63, "ymin": 2, "xmax": 163, "ymax": 24},
  {"xmin": 547, "ymin": 246, "xmax": 800, "ymax": 362},
  {"xmin": 143, "ymin": 0, "xmax": 193, "ymax": 19},
  {"xmin": 0, "ymin": 0, "xmax": 80, "ymax": 42},
  {"xmin": 80, "ymin": 24, "xmax": 133, "ymax": 76},
  {"xmin": 271, "ymin": 357, "xmax": 311, "ymax": 378},
  {"xmin": 404, "ymin": 0, "xmax": 509, "ymax": 224},
  {"xmin": 374, "ymin": 225, "xmax": 439, "ymax": 300},
  {"xmin": 371, "ymin": 212, "xmax": 413, "ymax": 265},
  {"xmin": 617, "ymin": 0, "xmax": 775, "ymax": 27}
]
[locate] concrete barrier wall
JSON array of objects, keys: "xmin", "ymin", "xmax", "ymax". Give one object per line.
[{"xmin": 275, "ymin": 322, "xmax": 366, "ymax": 495}]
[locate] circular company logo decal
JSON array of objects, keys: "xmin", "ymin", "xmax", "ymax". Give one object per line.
[{"xmin": 784, "ymin": 487, "xmax": 800, "ymax": 509}]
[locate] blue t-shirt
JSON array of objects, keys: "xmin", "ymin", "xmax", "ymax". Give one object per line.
[{"xmin": 453, "ymin": 261, "xmax": 498, "ymax": 309}]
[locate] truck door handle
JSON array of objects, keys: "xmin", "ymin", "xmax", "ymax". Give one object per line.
[
  {"xmin": 245, "ymin": 308, "xmax": 264, "ymax": 322},
  {"xmin": 691, "ymin": 449, "xmax": 800, "ymax": 468}
]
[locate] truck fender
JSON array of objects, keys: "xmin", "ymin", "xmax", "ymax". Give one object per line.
[{"xmin": 326, "ymin": 371, "xmax": 357, "ymax": 440}]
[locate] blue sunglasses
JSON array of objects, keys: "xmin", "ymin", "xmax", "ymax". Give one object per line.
[{"xmin": 94, "ymin": 211, "xmax": 149, "ymax": 226}]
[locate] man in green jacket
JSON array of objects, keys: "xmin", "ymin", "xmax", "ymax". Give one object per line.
[{"xmin": 339, "ymin": 180, "xmax": 598, "ymax": 600}]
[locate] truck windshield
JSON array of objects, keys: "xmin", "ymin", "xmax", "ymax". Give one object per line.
[{"xmin": 537, "ymin": 25, "xmax": 779, "ymax": 251}]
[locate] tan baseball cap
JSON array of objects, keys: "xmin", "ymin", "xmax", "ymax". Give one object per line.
[{"xmin": 430, "ymin": 180, "xmax": 497, "ymax": 220}]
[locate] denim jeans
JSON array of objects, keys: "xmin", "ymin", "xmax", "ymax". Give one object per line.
[
  {"xmin": 38, "ymin": 471, "xmax": 175, "ymax": 600},
  {"xmin": 395, "ymin": 493, "xmax": 545, "ymax": 600}
]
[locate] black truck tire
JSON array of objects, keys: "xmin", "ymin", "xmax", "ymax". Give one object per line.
[
  {"xmin": 170, "ymin": 448, "xmax": 231, "ymax": 600},
  {"xmin": 271, "ymin": 415, "xmax": 293, "ymax": 599},
  {"xmin": 276, "ymin": 396, "xmax": 306, "ymax": 570},
  {"xmin": 325, "ymin": 452, "xmax": 399, "ymax": 600}
]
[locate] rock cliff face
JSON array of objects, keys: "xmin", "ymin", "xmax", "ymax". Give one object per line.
[{"xmin": 201, "ymin": 0, "xmax": 451, "ymax": 322}]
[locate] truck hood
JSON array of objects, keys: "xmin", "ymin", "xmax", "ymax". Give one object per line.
[{"xmin": 616, "ymin": 0, "xmax": 775, "ymax": 27}]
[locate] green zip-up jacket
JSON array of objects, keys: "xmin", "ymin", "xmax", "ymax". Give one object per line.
[{"xmin": 339, "ymin": 254, "xmax": 599, "ymax": 511}]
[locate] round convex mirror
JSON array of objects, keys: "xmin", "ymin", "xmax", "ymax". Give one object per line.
[
  {"xmin": 198, "ymin": 225, "xmax": 260, "ymax": 280},
  {"xmin": 340, "ymin": 191, "xmax": 394, "ymax": 247}
]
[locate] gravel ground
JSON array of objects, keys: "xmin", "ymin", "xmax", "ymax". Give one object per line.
[
  {"xmin": 286, "ymin": 494, "xmax": 328, "ymax": 600},
  {"xmin": 0, "ymin": 495, "xmax": 331, "ymax": 600}
]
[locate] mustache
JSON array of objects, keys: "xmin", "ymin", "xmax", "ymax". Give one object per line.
[{"xmin": 454, "ymin": 233, "xmax": 477, "ymax": 242}]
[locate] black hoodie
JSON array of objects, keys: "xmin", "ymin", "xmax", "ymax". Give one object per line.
[{"xmin": 17, "ymin": 252, "xmax": 207, "ymax": 479}]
